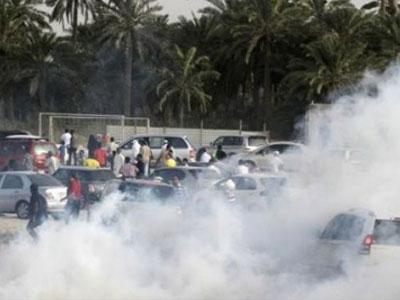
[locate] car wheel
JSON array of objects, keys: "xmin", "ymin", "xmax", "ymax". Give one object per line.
[{"xmin": 16, "ymin": 201, "xmax": 30, "ymax": 219}]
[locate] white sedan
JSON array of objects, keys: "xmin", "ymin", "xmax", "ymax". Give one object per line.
[{"xmin": 0, "ymin": 172, "xmax": 67, "ymax": 219}]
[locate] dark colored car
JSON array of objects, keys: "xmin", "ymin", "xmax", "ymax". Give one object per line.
[
  {"xmin": 52, "ymin": 166, "xmax": 115, "ymax": 201},
  {"xmin": 0, "ymin": 137, "xmax": 58, "ymax": 171}
]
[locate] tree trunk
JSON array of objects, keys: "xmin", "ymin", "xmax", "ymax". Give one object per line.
[
  {"xmin": 39, "ymin": 69, "xmax": 47, "ymax": 110},
  {"xmin": 73, "ymin": 0, "xmax": 78, "ymax": 46},
  {"xmin": 123, "ymin": 33, "xmax": 133, "ymax": 116},
  {"xmin": 263, "ymin": 40, "xmax": 272, "ymax": 129},
  {"xmin": 179, "ymin": 103, "xmax": 184, "ymax": 128}
]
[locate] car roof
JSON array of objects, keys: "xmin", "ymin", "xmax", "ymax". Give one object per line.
[
  {"xmin": 0, "ymin": 171, "xmax": 39, "ymax": 175},
  {"xmin": 57, "ymin": 166, "xmax": 111, "ymax": 171},
  {"xmin": 108, "ymin": 179, "xmax": 173, "ymax": 188},
  {"xmin": 215, "ymin": 134, "xmax": 267, "ymax": 138},
  {"xmin": 266, "ymin": 141, "xmax": 305, "ymax": 147},
  {"xmin": 5, "ymin": 135, "xmax": 44, "ymax": 140}
]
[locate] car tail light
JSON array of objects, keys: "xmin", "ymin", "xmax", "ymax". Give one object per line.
[
  {"xmin": 190, "ymin": 149, "xmax": 196, "ymax": 159},
  {"xmin": 359, "ymin": 234, "xmax": 373, "ymax": 255}
]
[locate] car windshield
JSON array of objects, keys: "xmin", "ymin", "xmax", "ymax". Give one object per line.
[
  {"xmin": 34, "ymin": 143, "xmax": 57, "ymax": 155},
  {"xmin": 320, "ymin": 213, "xmax": 365, "ymax": 241},
  {"xmin": 248, "ymin": 136, "xmax": 267, "ymax": 147},
  {"xmin": 373, "ymin": 220, "xmax": 400, "ymax": 246},
  {"xmin": 28, "ymin": 175, "xmax": 63, "ymax": 187}
]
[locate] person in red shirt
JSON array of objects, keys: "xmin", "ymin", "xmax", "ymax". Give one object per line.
[
  {"xmin": 93, "ymin": 142, "xmax": 107, "ymax": 167},
  {"xmin": 64, "ymin": 173, "xmax": 83, "ymax": 223}
]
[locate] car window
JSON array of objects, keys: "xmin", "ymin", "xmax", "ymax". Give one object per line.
[
  {"xmin": 2, "ymin": 175, "xmax": 24, "ymax": 189},
  {"xmin": 121, "ymin": 140, "xmax": 133, "ymax": 150},
  {"xmin": 53, "ymin": 169, "xmax": 69, "ymax": 182},
  {"xmin": 232, "ymin": 177, "xmax": 257, "ymax": 190},
  {"xmin": 259, "ymin": 144, "xmax": 303, "ymax": 155},
  {"xmin": 248, "ymin": 136, "xmax": 268, "ymax": 147},
  {"xmin": 320, "ymin": 214, "xmax": 365, "ymax": 241},
  {"xmin": 28, "ymin": 175, "xmax": 63, "ymax": 187},
  {"xmin": 213, "ymin": 137, "xmax": 224, "ymax": 146},
  {"xmin": 16, "ymin": 142, "xmax": 30, "ymax": 154},
  {"xmin": 222, "ymin": 137, "xmax": 237, "ymax": 146},
  {"xmin": 373, "ymin": 220, "xmax": 400, "ymax": 245},
  {"xmin": 149, "ymin": 137, "xmax": 164, "ymax": 149},
  {"xmin": 34, "ymin": 143, "xmax": 57, "ymax": 155},
  {"xmin": 88, "ymin": 170, "xmax": 115, "ymax": 181},
  {"xmin": 117, "ymin": 182, "xmax": 175, "ymax": 203},
  {"xmin": 168, "ymin": 137, "xmax": 188, "ymax": 149},
  {"xmin": 153, "ymin": 169, "xmax": 186, "ymax": 182},
  {"xmin": 0, "ymin": 142, "xmax": 14, "ymax": 155}
]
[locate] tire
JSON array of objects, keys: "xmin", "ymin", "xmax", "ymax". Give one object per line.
[{"xmin": 16, "ymin": 200, "xmax": 30, "ymax": 219}]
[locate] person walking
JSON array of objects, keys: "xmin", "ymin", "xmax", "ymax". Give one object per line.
[
  {"xmin": 23, "ymin": 151, "xmax": 34, "ymax": 171},
  {"xmin": 59, "ymin": 141, "xmax": 66, "ymax": 165},
  {"xmin": 132, "ymin": 139, "xmax": 141, "ymax": 161},
  {"xmin": 215, "ymin": 145, "xmax": 227, "ymax": 161},
  {"xmin": 45, "ymin": 151, "xmax": 59, "ymax": 175},
  {"xmin": 64, "ymin": 174, "xmax": 83, "ymax": 223},
  {"xmin": 113, "ymin": 148, "xmax": 125, "ymax": 177},
  {"xmin": 119, "ymin": 157, "xmax": 138, "ymax": 178},
  {"xmin": 87, "ymin": 134, "xmax": 97, "ymax": 159},
  {"xmin": 139, "ymin": 140, "xmax": 152, "ymax": 176},
  {"xmin": 68, "ymin": 130, "xmax": 77, "ymax": 165},
  {"xmin": 107, "ymin": 137, "xmax": 118, "ymax": 154},
  {"xmin": 269, "ymin": 151, "xmax": 284, "ymax": 173},
  {"xmin": 135, "ymin": 154, "xmax": 145, "ymax": 179},
  {"xmin": 26, "ymin": 184, "xmax": 48, "ymax": 241},
  {"xmin": 200, "ymin": 150, "xmax": 212, "ymax": 163}
]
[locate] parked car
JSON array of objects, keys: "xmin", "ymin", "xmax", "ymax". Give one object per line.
[
  {"xmin": 0, "ymin": 130, "xmax": 31, "ymax": 141},
  {"xmin": 0, "ymin": 172, "xmax": 66, "ymax": 218},
  {"xmin": 149, "ymin": 166, "xmax": 223, "ymax": 191},
  {"xmin": 0, "ymin": 137, "xmax": 58, "ymax": 171},
  {"xmin": 239, "ymin": 142, "xmax": 310, "ymax": 172},
  {"xmin": 52, "ymin": 166, "xmax": 115, "ymax": 202},
  {"xmin": 214, "ymin": 173, "xmax": 288, "ymax": 206},
  {"xmin": 118, "ymin": 134, "xmax": 196, "ymax": 162},
  {"xmin": 314, "ymin": 208, "xmax": 400, "ymax": 275},
  {"xmin": 207, "ymin": 134, "xmax": 268, "ymax": 155}
]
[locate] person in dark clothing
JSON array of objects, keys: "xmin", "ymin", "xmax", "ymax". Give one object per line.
[
  {"xmin": 68, "ymin": 130, "xmax": 77, "ymax": 165},
  {"xmin": 135, "ymin": 154, "xmax": 145, "ymax": 179},
  {"xmin": 87, "ymin": 134, "xmax": 97, "ymax": 158},
  {"xmin": 215, "ymin": 145, "xmax": 227, "ymax": 161},
  {"xmin": 26, "ymin": 184, "xmax": 48, "ymax": 241}
]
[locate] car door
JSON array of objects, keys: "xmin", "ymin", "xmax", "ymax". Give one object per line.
[
  {"xmin": 120, "ymin": 139, "xmax": 134, "ymax": 159},
  {"xmin": 0, "ymin": 174, "xmax": 26, "ymax": 212},
  {"xmin": 222, "ymin": 136, "xmax": 240, "ymax": 154},
  {"xmin": 231, "ymin": 176, "xmax": 258, "ymax": 202}
]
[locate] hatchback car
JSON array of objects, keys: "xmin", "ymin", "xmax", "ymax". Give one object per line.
[
  {"xmin": 149, "ymin": 166, "xmax": 223, "ymax": 191},
  {"xmin": 53, "ymin": 166, "xmax": 115, "ymax": 201},
  {"xmin": 0, "ymin": 137, "xmax": 58, "ymax": 171},
  {"xmin": 118, "ymin": 135, "xmax": 196, "ymax": 162},
  {"xmin": 314, "ymin": 208, "xmax": 400, "ymax": 274},
  {"xmin": 0, "ymin": 172, "xmax": 67, "ymax": 218},
  {"xmin": 208, "ymin": 135, "xmax": 268, "ymax": 155}
]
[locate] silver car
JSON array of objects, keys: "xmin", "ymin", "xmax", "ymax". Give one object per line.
[
  {"xmin": 0, "ymin": 172, "xmax": 67, "ymax": 219},
  {"xmin": 208, "ymin": 135, "xmax": 268, "ymax": 155}
]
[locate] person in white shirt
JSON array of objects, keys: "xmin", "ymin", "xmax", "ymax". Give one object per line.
[
  {"xmin": 200, "ymin": 150, "xmax": 212, "ymax": 163},
  {"xmin": 269, "ymin": 151, "xmax": 284, "ymax": 173},
  {"xmin": 113, "ymin": 148, "xmax": 125, "ymax": 177},
  {"xmin": 60, "ymin": 129, "xmax": 71, "ymax": 148},
  {"xmin": 236, "ymin": 160, "xmax": 249, "ymax": 174},
  {"xmin": 132, "ymin": 140, "xmax": 141, "ymax": 161},
  {"xmin": 107, "ymin": 137, "xmax": 118, "ymax": 154},
  {"xmin": 45, "ymin": 151, "xmax": 60, "ymax": 175}
]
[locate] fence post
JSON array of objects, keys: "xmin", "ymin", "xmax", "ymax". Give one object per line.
[
  {"xmin": 38, "ymin": 112, "xmax": 42, "ymax": 137},
  {"xmin": 121, "ymin": 116, "xmax": 125, "ymax": 141},
  {"xmin": 239, "ymin": 119, "xmax": 243, "ymax": 135},
  {"xmin": 200, "ymin": 119, "xmax": 204, "ymax": 147},
  {"xmin": 146, "ymin": 118, "xmax": 150, "ymax": 134},
  {"xmin": 49, "ymin": 116, "xmax": 54, "ymax": 142}
]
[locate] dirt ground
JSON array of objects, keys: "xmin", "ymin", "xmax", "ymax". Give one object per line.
[{"xmin": 0, "ymin": 214, "xmax": 26, "ymax": 249}]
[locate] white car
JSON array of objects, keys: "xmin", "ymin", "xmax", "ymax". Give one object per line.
[
  {"xmin": 240, "ymin": 142, "xmax": 310, "ymax": 172},
  {"xmin": 0, "ymin": 172, "xmax": 67, "ymax": 218},
  {"xmin": 214, "ymin": 173, "xmax": 288, "ymax": 206},
  {"xmin": 314, "ymin": 208, "xmax": 400, "ymax": 274},
  {"xmin": 208, "ymin": 135, "xmax": 268, "ymax": 155}
]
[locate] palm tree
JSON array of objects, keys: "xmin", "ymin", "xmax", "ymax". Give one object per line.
[
  {"xmin": 94, "ymin": 0, "xmax": 161, "ymax": 116},
  {"xmin": 46, "ymin": 0, "xmax": 94, "ymax": 45},
  {"xmin": 157, "ymin": 45, "xmax": 220, "ymax": 127}
]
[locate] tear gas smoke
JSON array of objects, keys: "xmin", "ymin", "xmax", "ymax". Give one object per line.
[{"xmin": 3, "ymin": 64, "xmax": 400, "ymax": 299}]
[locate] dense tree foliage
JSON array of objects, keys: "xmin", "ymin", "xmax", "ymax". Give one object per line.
[{"xmin": 0, "ymin": 0, "xmax": 399, "ymax": 138}]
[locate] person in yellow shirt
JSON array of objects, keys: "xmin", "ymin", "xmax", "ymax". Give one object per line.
[
  {"xmin": 83, "ymin": 157, "xmax": 100, "ymax": 168},
  {"xmin": 164, "ymin": 153, "xmax": 177, "ymax": 167}
]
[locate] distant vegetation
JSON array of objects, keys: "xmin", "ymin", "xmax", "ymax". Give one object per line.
[{"xmin": 0, "ymin": 0, "xmax": 399, "ymax": 138}]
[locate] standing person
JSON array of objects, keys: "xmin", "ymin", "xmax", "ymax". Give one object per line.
[
  {"xmin": 94, "ymin": 142, "xmax": 107, "ymax": 167},
  {"xmin": 45, "ymin": 151, "xmax": 59, "ymax": 175},
  {"xmin": 171, "ymin": 176, "xmax": 187, "ymax": 203},
  {"xmin": 68, "ymin": 130, "xmax": 77, "ymax": 165},
  {"xmin": 26, "ymin": 184, "xmax": 48, "ymax": 241},
  {"xmin": 181, "ymin": 158, "xmax": 189, "ymax": 167},
  {"xmin": 165, "ymin": 152, "xmax": 177, "ymax": 167},
  {"xmin": 64, "ymin": 174, "xmax": 82, "ymax": 223},
  {"xmin": 236, "ymin": 160, "xmax": 249, "ymax": 174},
  {"xmin": 270, "ymin": 151, "xmax": 284, "ymax": 173},
  {"xmin": 113, "ymin": 148, "xmax": 125, "ymax": 177},
  {"xmin": 135, "ymin": 154, "xmax": 145, "ymax": 179},
  {"xmin": 83, "ymin": 157, "xmax": 100, "ymax": 168},
  {"xmin": 60, "ymin": 129, "xmax": 71, "ymax": 148},
  {"xmin": 120, "ymin": 157, "xmax": 138, "ymax": 178},
  {"xmin": 23, "ymin": 150, "xmax": 34, "ymax": 171},
  {"xmin": 215, "ymin": 145, "xmax": 227, "ymax": 161},
  {"xmin": 132, "ymin": 139, "xmax": 141, "ymax": 161},
  {"xmin": 59, "ymin": 141, "xmax": 66, "ymax": 165},
  {"xmin": 107, "ymin": 137, "xmax": 118, "ymax": 154},
  {"xmin": 200, "ymin": 150, "xmax": 212, "ymax": 163},
  {"xmin": 87, "ymin": 134, "xmax": 97, "ymax": 159},
  {"xmin": 139, "ymin": 140, "xmax": 152, "ymax": 176}
]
